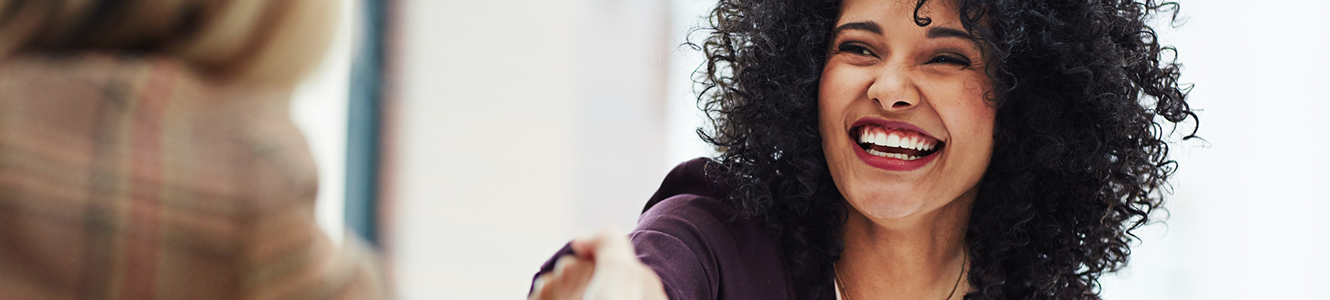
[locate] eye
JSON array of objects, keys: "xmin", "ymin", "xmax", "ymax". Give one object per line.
[
  {"xmin": 837, "ymin": 43, "xmax": 876, "ymax": 57},
  {"xmin": 928, "ymin": 54, "xmax": 972, "ymax": 67}
]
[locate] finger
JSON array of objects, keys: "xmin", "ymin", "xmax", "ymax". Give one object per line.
[
  {"xmin": 582, "ymin": 247, "xmax": 649, "ymax": 299},
  {"xmin": 570, "ymin": 228, "xmax": 637, "ymax": 265},
  {"xmin": 553, "ymin": 255, "xmax": 575, "ymax": 277},
  {"xmin": 570, "ymin": 228, "xmax": 669, "ymax": 300},
  {"xmin": 531, "ymin": 256, "xmax": 596, "ymax": 300},
  {"xmin": 560, "ymin": 257, "xmax": 595, "ymax": 299},
  {"xmin": 528, "ymin": 275, "xmax": 549, "ymax": 300},
  {"xmin": 555, "ymin": 256, "xmax": 596, "ymax": 287},
  {"xmin": 569, "ymin": 228, "xmax": 613, "ymax": 260},
  {"xmin": 582, "ymin": 260, "xmax": 665, "ymax": 300}
]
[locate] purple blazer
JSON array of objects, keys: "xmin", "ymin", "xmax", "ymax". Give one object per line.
[{"xmin": 532, "ymin": 158, "xmax": 834, "ymax": 299}]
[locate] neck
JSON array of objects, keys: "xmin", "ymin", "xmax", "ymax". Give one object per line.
[{"xmin": 835, "ymin": 189, "xmax": 976, "ymax": 300}]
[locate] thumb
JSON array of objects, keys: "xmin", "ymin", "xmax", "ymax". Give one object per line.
[{"xmin": 569, "ymin": 228, "xmax": 637, "ymax": 264}]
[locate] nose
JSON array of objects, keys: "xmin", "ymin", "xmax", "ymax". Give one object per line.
[{"xmin": 866, "ymin": 65, "xmax": 921, "ymax": 112}]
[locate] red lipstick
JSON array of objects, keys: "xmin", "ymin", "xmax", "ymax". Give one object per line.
[{"xmin": 848, "ymin": 118, "xmax": 943, "ymax": 172}]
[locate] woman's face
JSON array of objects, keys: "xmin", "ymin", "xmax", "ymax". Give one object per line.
[{"xmin": 820, "ymin": 0, "xmax": 995, "ymax": 222}]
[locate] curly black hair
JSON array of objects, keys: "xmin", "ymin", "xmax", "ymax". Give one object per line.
[{"xmin": 694, "ymin": 0, "xmax": 1196, "ymax": 299}]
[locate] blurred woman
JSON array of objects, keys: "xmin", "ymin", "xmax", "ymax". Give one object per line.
[
  {"xmin": 0, "ymin": 0, "xmax": 386, "ymax": 299},
  {"xmin": 529, "ymin": 0, "xmax": 1195, "ymax": 299}
]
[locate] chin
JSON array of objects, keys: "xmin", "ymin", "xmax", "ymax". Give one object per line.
[{"xmin": 844, "ymin": 185, "xmax": 934, "ymax": 221}]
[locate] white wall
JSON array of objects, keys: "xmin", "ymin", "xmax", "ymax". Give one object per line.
[
  {"xmin": 391, "ymin": 0, "xmax": 724, "ymax": 298},
  {"xmin": 1098, "ymin": 1, "xmax": 1330, "ymax": 299},
  {"xmin": 392, "ymin": 0, "xmax": 580, "ymax": 298}
]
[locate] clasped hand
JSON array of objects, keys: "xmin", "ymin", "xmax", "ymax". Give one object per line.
[{"xmin": 529, "ymin": 229, "xmax": 669, "ymax": 300}]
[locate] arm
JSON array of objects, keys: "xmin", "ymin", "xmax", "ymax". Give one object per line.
[
  {"xmin": 529, "ymin": 229, "xmax": 669, "ymax": 300},
  {"xmin": 531, "ymin": 195, "xmax": 736, "ymax": 300}
]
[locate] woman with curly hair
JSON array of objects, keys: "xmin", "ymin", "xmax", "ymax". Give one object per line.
[{"xmin": 529, "ymin": 0, "xmax": 1194, "ymax": 299}]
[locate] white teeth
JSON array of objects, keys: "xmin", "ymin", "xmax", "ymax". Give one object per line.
[
  {"xmin": 885, "ymin": 133, "xmax": 901, "ymax": 147},
  {"xmin": 866, "ymin": 148, "xmax": 921, "ymax": 161},
  {"xmin": 858, "ymin": 128, "xmax": 940, "ymax": 153},
  {"xmin": 888, "ymin": 153, "xmax": 919, "ymax": 160}
]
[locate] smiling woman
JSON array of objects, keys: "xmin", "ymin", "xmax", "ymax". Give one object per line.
[
  {"xmin": 819, "ymin": 1, "xmax": 998, "ymax": 298},
  {"xmin": 528, "ymin": 0, "xmax": 1194, "ymax": 299}
]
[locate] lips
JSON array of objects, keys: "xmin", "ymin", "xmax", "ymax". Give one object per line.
[{"xmin": 849, "ymin": 119, "xmax": 944, "ymax": 171}]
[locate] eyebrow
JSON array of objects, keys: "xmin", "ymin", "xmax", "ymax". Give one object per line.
[
  {"xmin": 832, "ymin": 21, "xmax": 882, "ymax": 35},
  {"xmin": 832, "ymin": 21, "xmax": 975, "ymax": 41},
  {"xmin": 926, "ymin": 27, "xmax": 975, "ymax": 40}
]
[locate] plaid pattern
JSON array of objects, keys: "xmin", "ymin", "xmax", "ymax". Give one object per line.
[{"xmin": 0, "ymin": 53, "xmax": 386, "ymax": 300}]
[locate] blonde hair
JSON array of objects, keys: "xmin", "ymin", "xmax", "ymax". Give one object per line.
[{"xmin": 0, "ymin": 0, "xmax": 337, "ymax": 87}]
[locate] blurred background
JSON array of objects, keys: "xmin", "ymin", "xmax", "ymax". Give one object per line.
[{"xmin": 298, "ymin": 0, "xmax": 1330, "ymax": 299}]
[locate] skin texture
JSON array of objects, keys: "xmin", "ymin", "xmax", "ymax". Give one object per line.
[{"xmin": 820, "ymin": 0, "xmax": 991, "ymax": 299}]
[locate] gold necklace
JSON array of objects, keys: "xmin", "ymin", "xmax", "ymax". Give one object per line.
[{"xmin": 834, "ymin": 252, "xmax": 967, "ymax": 300}]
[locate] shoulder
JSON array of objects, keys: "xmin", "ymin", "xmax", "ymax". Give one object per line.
[
  {"xmin": 628, "ymin": 158, "xmax": 795, "ymax": 300},
  {"xmin": 632, "ymin": 158, "xmax": 760, "ymax": 266},
  {"xmin": 637, "ymin": 194, "xmax": 743, "ymax": 235},
  {"xmin": 634, "ymin": 157, "xmax": 749, "ymax": 248}
]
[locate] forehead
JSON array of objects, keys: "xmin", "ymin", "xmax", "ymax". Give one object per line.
[{"xmin": 836, "ymin": 0, "xmax": 963, "ymax": 28}]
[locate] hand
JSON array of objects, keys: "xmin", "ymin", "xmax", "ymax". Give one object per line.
[{"xmin": 529, "ymin": 229, "xmax": 668, "ymax": 300}]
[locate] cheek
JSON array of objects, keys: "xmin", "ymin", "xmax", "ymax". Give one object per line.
[
  {"xmin": 817, "ymin": 67, "xmax": 851, "ymax": 139},
  {"xmin": 950, "ymin": 97, "xmax": 995, "ymax": 137},
  {"xmin": 935, "ymin": 75, "xmax": 996, "ymax": 137},
  {"xmin": 818, "ymin": 64, "xmax": 867, "ymax": 190},
  {"xmin": 937, "ymin": 82, "xmax": 997, "ymax": 172},
  {"xmin": 954, "ymin": 106, "xmax": 996, "ymax": 159},
  {"xmin": 817, "ymin": 64, "xmax": 871, "ymax": 130},
  {"xmin": 961, "ymin": 82, "xmax": 997, "ymax": 143},
  {"xmin": 818, "ymin": 67, "xmax": 848, "ymax": 117}
]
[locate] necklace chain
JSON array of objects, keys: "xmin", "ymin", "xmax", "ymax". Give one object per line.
[{"xmin": 834, "ymin": 252, "xmax": 967, "ymax": 300}]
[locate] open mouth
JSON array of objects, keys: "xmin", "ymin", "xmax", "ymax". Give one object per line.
[{"xmin": 852, "ymin": 124, "xmax": 944, "ymax": 161}]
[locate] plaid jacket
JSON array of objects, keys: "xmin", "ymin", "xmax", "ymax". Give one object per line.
[{"xmin": 0, "ymin": 53, "xmax": 386, "ymax": 299}]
